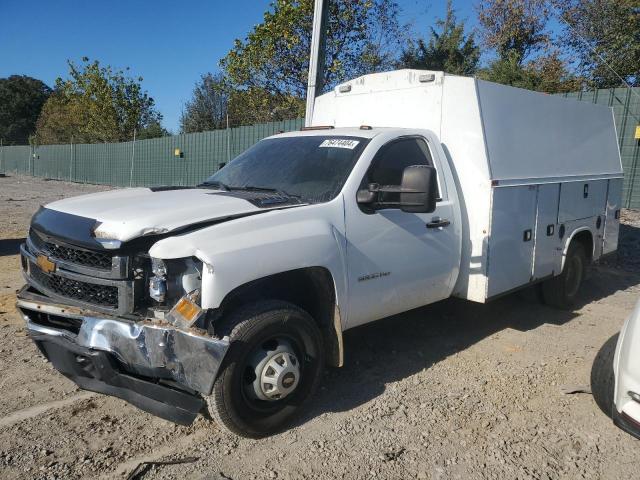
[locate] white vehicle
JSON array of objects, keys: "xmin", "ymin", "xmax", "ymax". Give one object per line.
[
  {"xmin": 613, "ymin": 300, "xmax": 640, "ymax": 439},
  {"xmin": 17, "ymin": 71, "xmax": 623, "ymax": 437}
]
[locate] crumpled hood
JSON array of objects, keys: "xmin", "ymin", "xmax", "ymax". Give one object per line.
[{"xmin": 43, "ymin": 187, "xmax": 271, "ymax": 243}]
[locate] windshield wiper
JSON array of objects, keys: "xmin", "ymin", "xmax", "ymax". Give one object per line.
[
  {"xmin": 228, "ymin": 185, "xmax": 302, "ymax": 200},
  {"xmin": 197, "ymin": 180, "xmax": 230, "ymax": 190}
]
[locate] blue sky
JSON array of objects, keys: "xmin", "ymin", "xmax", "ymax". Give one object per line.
[{"xmin": 0, "ymin": 1, "xmax": 478, "ymax": 133}]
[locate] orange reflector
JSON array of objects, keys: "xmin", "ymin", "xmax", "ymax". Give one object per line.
[{"xmin": 174, "ymin": 297, "xmax": 200, "ymax": 322}]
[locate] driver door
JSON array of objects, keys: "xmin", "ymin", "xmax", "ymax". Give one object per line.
[{"xmin": 344, "ymin": 136, "xmax": 458, "ymax": 328}]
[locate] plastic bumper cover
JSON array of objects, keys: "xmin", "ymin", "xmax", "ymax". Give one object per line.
[
  {"xmin": 16, "ymin": 287, "xmax": 229, "ymax": 425},
  {"xmin": 613, "ymin": 299, "xmax": 640, "ymax": 440}
]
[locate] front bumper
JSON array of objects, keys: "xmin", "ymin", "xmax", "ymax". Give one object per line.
[
  {"xmin": 613, "ymin": 407, "xmax": 640, "ymax": 440},
  {"xmin": 17, "ymin": 287, "xmax": 229, "ymax": 425},
  {"xmin": 613, "ymin": 299, "xmax": 640, "ymax": 440}
]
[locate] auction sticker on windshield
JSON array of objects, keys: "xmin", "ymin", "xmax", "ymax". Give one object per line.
[{"xmin": 319, "ymin": 139, "xmax": 360, "ymax": 149}]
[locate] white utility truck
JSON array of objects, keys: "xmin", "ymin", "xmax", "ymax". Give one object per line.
[{"xmin": 17, "ymin": 70, "xmax": 622, "ymax": 437}]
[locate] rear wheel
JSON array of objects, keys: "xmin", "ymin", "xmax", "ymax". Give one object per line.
[
  {"xmin": 542, "ymin": 242, "xmax": 587, "ymax": 309},
  {"xmin": 207, "ymin": 301, "xmax": 324, "ymax": 438}
]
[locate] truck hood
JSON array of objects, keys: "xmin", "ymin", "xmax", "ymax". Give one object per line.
[{"xmin": 40, "ymin": 187, "xmax": 298, "ymax": 244}]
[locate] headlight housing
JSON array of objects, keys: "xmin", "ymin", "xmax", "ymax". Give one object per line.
[{"xmin": 148, "ymin": 256, "xmax": 203, "ymax": 306}]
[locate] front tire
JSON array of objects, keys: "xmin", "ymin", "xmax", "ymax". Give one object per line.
[
  {"xmin": 542, "ymin": 242, "xmax": 587, "ymax": 309},
  {"xmin": 591, "ymin": 334, "xmax": 618, "ymax": 417},
  {"xmin": 207, "ymin": 301, "xmax": 324, "ymax": 438}
]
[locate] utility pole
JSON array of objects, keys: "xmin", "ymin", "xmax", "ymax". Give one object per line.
[
  {"xmin": 129, "ymin": 128, "xmax": 137, "ymax": 187},
  {"xmin": 305, "ymin": 0, "xmax": 329, "ymax": 127}
]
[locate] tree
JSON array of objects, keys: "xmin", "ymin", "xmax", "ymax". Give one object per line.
[
  {"xmin": 227, "ymin": 87, "xmax": 305, "ymax": 125},
  {"xmin": 137, "ymin": 120, "xmax": 170, "ymax": 139},
  {"xmin": 36, "ymin": 57, "xmax": 163, "ymax": 144},
  {"xmin": 220, "ymin": 0, "xmax": 404, "ymax": 121},
  {"xmin": 0, "ymin": 75, "xmax": 51, "ymax": 145},
  {"xmin": 477, "ymin": 0, "xmax": 550, "ymax": 64},
  {"xmin": 477, "ymin": 49, "xmax": 582, "ymax": 93},
  {"xmin": 557, "ymin": 0, "xmax": 640, "ymax": 88},
  {"xmin": 180, "ymin": 73, "xmax": 229, "ymax": 133},
  {"xmin": 400, "ymin": 0, "xmax": 480, "ymax": 75}
]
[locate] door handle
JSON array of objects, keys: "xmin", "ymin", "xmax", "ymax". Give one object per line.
[{"xmin": 426, "ymin": 218, "xmax": 450, "ymax": 229}]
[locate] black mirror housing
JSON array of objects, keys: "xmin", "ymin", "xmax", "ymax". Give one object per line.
[
  {"xmin": 356, "ymin": 188, "xmax": 376, "ymax": 205},
  {"xmin": 400, "ymin": 165, "xmax": 437, "ymax": 213}
]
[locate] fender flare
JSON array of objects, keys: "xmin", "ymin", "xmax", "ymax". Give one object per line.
[{"xmin": 561, "ymin": 226, "xmax": 594, "ymax": 270}]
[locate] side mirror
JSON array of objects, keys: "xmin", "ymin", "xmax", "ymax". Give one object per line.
[
  {"xmin": 356, "ymin": 188, "xmax": 376, "ymax": 205},
  {"xmin": 399, "ymin": 165, "xmax": 437, "ymax": 213}
]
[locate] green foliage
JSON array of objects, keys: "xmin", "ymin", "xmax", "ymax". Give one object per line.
[
  {"xmin": 137, "ymin": 121, "xmax": 170, "ymax": 139},
  {"xmin": 477, "ymin": 0, "xmax": 550, "ymax": 64},
  {"xmin": 180, "ymin": 73, "xmax": 229, "ymax": 133},
  {"xmin": 478, "ymin": 49, "xmax": 582, "ymax": 93},
  {"xmin": 558, "ymin": 0, "xmax": 640, "ymax": 88},
  {"xmin": 220, "ymin": 0, "xmax": 403, "ymax": 122},
  {"xmin": 0, "ymin": 75, "xmax": 51, "ymax": 145},
  {"xmin": 35, "ymin": 58, "xmax": 163, "ymax": 144},
  {"xmin": 400, "ymin": 0, "xmax": 480, "ymax": 75},
  {"xmin": 228, "ymin": 87, "xmax": 305, "ymax": 125}
]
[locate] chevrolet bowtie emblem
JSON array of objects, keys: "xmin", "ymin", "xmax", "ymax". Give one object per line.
[{"xmin": 36, "ymin": 254, "xmax": 56, "ymax": 274}]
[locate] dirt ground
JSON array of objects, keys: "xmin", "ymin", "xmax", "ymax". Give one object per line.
[{"xmin": 0, "ymin": 173, "xmax": 638, "ymax": 479}]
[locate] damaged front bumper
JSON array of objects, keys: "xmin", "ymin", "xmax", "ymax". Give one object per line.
[{"xmin": 17, "ymin": 286, "xmax": 229, "ymax": 425}]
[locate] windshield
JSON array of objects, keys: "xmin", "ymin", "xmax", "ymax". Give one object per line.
[{"xmin": 204, "ymin": 135, "xmax": 369, "ymax": 204}]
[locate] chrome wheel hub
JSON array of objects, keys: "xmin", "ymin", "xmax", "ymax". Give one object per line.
[{"xmin": 249, "ymin": 339, "xmax": 300, "ymax": 401}]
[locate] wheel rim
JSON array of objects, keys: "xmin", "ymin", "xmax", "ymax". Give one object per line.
[
  {"xmin": 245, "ymin": 338, "xmax": 301, "ymax": 402},
  {"xmin": 565, "ymin": 254, "xmax": 583, "ymax": 298}
]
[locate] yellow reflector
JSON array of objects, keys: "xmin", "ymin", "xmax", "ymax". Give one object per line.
[
  {"xmin": 174, "ymin": 297, "xmax": 200, "ymax": 322},
  {"xmin": 635, "ymin": 125, "xmax": 640, "ymax": 140}
]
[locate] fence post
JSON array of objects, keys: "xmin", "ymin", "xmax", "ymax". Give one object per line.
[
  {"xmin": 0, "ymin": 138, "xmax": 3, "ymax": 175},
  {"xmin": 226, "ymin": 114, "xmax": 231, "ymax": 164},
  {"xmin": 128, "ymin": 128, "xmax": 137, "ymax": 187},
  {"xmin": 69, "ymin": 136, "xmax": 74, "ymax": 182}
]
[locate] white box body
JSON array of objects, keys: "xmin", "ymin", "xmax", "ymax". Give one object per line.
[{"xmin": 312, "ymin": 70, "xmax": 623, "ymax": 302}]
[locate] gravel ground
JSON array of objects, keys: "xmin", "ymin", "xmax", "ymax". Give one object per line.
[{"xmin": 0, "ymin": 174, "xmax": 638, "ymax": 479}]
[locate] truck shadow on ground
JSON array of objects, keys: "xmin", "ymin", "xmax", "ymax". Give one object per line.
[
  {"xmin": 296, "ymin": 263, "xmax": 640, "ymax": 426},
  {"xmin": 0, "ymin": 238, "xmax": 24, "ymax": 257}
]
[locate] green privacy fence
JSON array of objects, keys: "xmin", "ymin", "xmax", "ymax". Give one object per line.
[
  {"xmin": 0, "ymin": 118, "xmax": 304, "ymax": 187},
  {"xmin": 1, "ymin": 88, "xmax": 639, "ymax": 207},
  {"xmin": 559, "ymin": 88, "xmax": 640, "ymax": 209}
]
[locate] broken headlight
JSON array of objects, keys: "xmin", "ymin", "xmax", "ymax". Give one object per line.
[{"xmin": 148, "ymin": 256, "xmax": 202, "ymax": 306}]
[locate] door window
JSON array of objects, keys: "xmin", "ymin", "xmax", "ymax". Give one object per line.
[{"xmin": 364, "ymin": 137, "xmax": 438, "ymax": 205}]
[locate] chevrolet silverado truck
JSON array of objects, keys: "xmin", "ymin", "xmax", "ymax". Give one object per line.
[{"xmin": 17, "ymin": 71, "xmax": 623, "ymax": 437}]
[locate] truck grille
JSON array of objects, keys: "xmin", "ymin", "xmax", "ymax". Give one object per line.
[
  {"xmin": 30, "ymin": 265, "xmax": 119, "ymax": 308},
  {"xmin": 30, "ymin": 231, "xmax": 113, "ymax": 271}
]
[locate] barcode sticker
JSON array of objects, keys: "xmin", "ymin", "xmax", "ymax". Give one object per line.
[{"xmin": 319, "ymin": 139, "xmax": 360, "ymax": 149}]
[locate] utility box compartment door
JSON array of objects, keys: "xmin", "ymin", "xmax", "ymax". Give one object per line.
[
  {"xmin": 533, "ymin": 183, "xmax": 561, "ymax": 280},
  {"xmin": 558, "ymin": 180, "xmax": 608, "ymax": 223},
  {"xmin": 603, "ymin": 177, "xmax": 623, "ymax": 255},
  {"xmin": 487, "ymin": 186, "xmax": 537, "ymax": 298}
]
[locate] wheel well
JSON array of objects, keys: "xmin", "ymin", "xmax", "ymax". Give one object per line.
[
  {"xmin": 570, "ymin": 230, "xmax": 594, "ymax": 262},
  {"xmin": 213, "ymin": 267, "xmax": 343, "ymax": 367}
]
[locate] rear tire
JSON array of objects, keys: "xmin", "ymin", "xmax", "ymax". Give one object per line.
[
  {"xmin": 207, "ymin": 301, "xmax": 324, "ymax": 438},
  {"xmin": 542, "ymin": 242, "xmax": 587, "ymax": 309}
]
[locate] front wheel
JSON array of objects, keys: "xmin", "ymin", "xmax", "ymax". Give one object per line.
[
  {"xmin": 542, "ymin": 242, "xmax": 587, "ymax": 309},
  {"xmin": 207, "ymin": 301, "xmax": 324, "ymax": 438}
]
